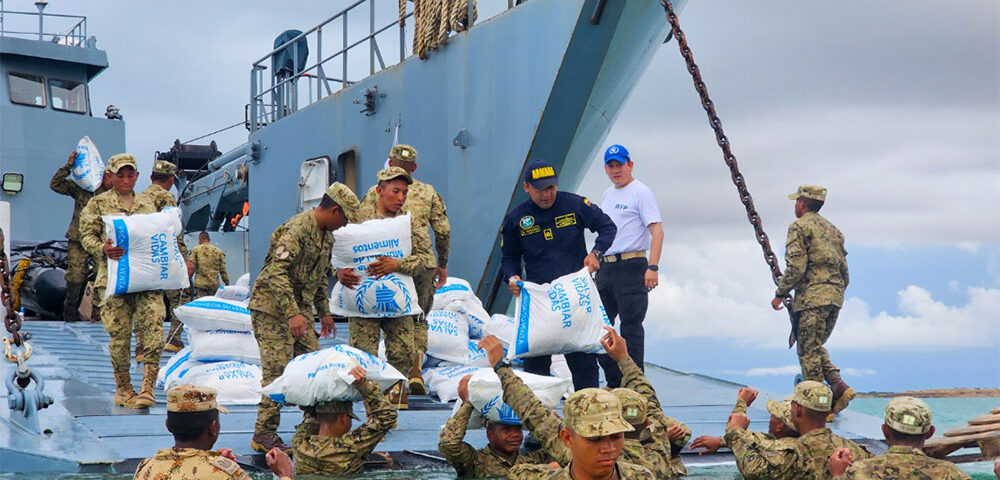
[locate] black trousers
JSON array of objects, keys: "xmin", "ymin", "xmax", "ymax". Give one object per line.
[
  {"xmin": 595, "ymin": 257, "xmax": 649, "ymax": 388},
  {"xmin": 523, "ymin": 352, "xmax": 599, "ymax": 391}
]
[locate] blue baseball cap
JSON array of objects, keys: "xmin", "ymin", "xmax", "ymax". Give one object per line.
[
  {"xmin": 524, "ymin": 159, "xmax": 558, "ymax": 189},
  {"xmin": 603, "ymin": 144, "xmax": 631, "ymax": 165}
]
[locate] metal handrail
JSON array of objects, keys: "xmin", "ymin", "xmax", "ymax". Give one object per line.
[{"xmin": 0, "ymin": 9, "xmax": 87, "ymax": 46}]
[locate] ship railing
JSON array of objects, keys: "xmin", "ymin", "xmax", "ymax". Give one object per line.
[
  {"xmin": 249, "ymin": 0, "xmax": 517, "ymax": 132},
  {"xmin": 0, "ymin": 9, "xmax": 88, "ymax": 47}
]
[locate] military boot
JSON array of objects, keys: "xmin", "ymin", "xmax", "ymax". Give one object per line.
[
  {"xmin": 62, "ymin": 282, "xmax": 85, "ymax": 322},
  {"xmin": 132, "ymin": 363, "xmax": 158, "ymax": 408},
  {"xmin": 113, "ymin": 372, "xmax": 137, "ymax": 407},
  {"xmin": 250, "ymin": 432, "xmax": 292, "ymax": 453},
  {"xmin": 163, "ymin": 335, "xmax": 183, "ymax": 353},
  {"xmin": 385, "ymin": 381, "xmax": 408, "ymax": 411},
  {"xmin": 828, "ymin": 381, "xmax": 856, "ymax": 421},
  {"xmin": 134, "ymin": 342, "xmax": 145, "ymax": 364},
  {"xmin": 408, "ymin": 351, "xmax": 426, "ymax": 395}
]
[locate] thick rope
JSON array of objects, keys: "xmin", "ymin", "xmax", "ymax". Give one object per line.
[{"xmin": 413, "ymin": 0, "xmax": 477, "ymax": 59}]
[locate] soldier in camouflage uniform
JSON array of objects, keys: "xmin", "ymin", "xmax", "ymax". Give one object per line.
[
  {"xmin": 738, "ymin": 381, "xmax": 871, "ymax": 480},
  {"xmin": 190, "ymin": 231, "xmax": 229, "ymax": 299},
  {"xmin": 79, "ymin": 154, "xmax": 165, "ymax": 409},
  {"xmin": 828, "ymin": 396, "xmax": 971, "ymax": 479},
  {"xmin": 508, "ymin": 388, "xmax": 654, "ymax": 480},
  {"xmin": 438, "ymin": 373, "xmax": 553, "ymax": 477},
  {"xmin": 290, "ymin": 365, "xmax": 397, "ymax": 475},
  {"xmin": 50, "ymin": 151, "xmax": 111, "ymax": 322},
  {"xmin": 135, "ymin": 385, "xmax": 295, "ymax": 480},
  {"xmin": 359, "ymin": 144, "xmax": 450, "ymax": 395},
  {"xmin": 138, "ymin": 159, "xmax": 192, "ymax": 354},
  {"xmin": 249, "ymin": 182, "xmax": 357, "ymax": 453},
  {"xmin": 340, "ymin": 167, "xmax": 433, "ymax": 409},
  {"xmin": 772, "ymin": 185, "xmax": 855, "ymax": 417}
]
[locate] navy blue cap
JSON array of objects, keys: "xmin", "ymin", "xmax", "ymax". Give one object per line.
[
  {"xmin": 524, "ymin": 159, "xmax": 558, "ymax": 189},
  {"xmin": 603, "ymin": 144, "xmax": 631, "ymax": 165}
]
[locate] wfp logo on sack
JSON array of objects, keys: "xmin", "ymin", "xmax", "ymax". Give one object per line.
[
  {"xmin": 481, "ymin": 396, "xmax": 521, "ymax": 424},
  {"xmin": 355, "ymin": 275, "xmax": 412, "ymax": 316}
]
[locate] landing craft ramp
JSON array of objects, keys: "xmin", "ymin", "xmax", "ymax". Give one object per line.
[{"xmin": 1, "ymin": 320, "xmax": 886, "ymax": 473}]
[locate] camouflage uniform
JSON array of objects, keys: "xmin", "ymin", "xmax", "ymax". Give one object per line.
[
  {"xmin": 507, "ymin": 388, "xmax": 654, "ymax": 480},
  {"xmin": 842, "ymin": 397, "xmax": 970, "ymax": 479},
  {"xmin": 347, "ymin": 168, "xmax": 433, "ymax": 376},
  {"xmin": 612, "ymin": 388, "xmax": 672, "ymax": 479},
  {"xmin": 135, "ymin": 385, "xmax": 250, "ymax": 480},
  {"xmin": 79, "ymin": 155, "xmax": 165, "ymax": 405},
  {"xmin": 617, "ymin": 355, "xmax": 691, "ymax": 477},
  {"xmin": 291, "ymin": 379, "xmax": 397, "ymax": 475},
  {"xmin": 438, "ymin": 401, "xmax": 552, "ymax": 478},
  {"xmin": 191, "ymin": 242, "xmax": 229, "ymax": 298},
  {"xmin": 49, "ymin": 160, "xmax": 108, "ymax": 321},
  {"xmin": 723, "ymin": 425, "xmax": 797, "ymax": 479},
  {"xmin": 140, "ymin": 172, "xmax": 190, "ymax": 349},
  {"xmin": 776, "ymin": 185, "xmax": 849, "ymax": 386}
]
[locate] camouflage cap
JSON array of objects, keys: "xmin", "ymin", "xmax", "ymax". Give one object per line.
[
  {"xmin": 166, "ymin": 385, "xmax": 228, "ymax": 414},
  {"xmin": 610, "ymin": 388, "xmax": 647, "ymax": 426},
  {"xmin": 376, "ymin": 166, "xmax": 413, "ymax": 185},
  {"xmin": 884, "ymin": 396, "xmax": 932, "ymax": 435},
  {"xmin": 325, "ymin": 182, "xmax": 360, "ymax": 222},
  {"xmin": 788, "ymin": 185, "xmax": 827, "ymax": 202},
  {"xmin": 792, "ymin": 381, "xmax": 832, "ymax": 413},
  {"xmin": 389, "ymin": 144, "xmax": 417, "ymax": 164},
  {"xmin": 766, "ymin": 396, "xmax": 797, "ymax": 432},
  {"xmin": 151, "ymin": 160, "xmax": 177, "ymax": 176},
  {"xmin": 107, "ymin": 153, "xmax": 138, "ymax": 173},
  {"xmin": 563, "ymin": 388, "xmax": 634, "ymax": 438},
  {"xmin": 316, "ymin": 400, "xmax": 360, "ymax": 420}
]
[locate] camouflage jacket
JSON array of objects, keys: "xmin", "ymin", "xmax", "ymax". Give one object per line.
[
  {"xmin": 248, "ymin": 210, "xmax": 333, "ymax": 320},
  {"xmin": 291, "ymin": 379, "xmax": 396, "ymax": 475},
  {"xmin": 842, "ymin": 445, "xmax": 971, "ymax": 480},
  {"xmin": 509, "ymin": 461, "xmax": 655, "ymax": 480},
  {"xmin": 133, "ymin": 448, "xmax": 251, "ymax": 480},
  {"xmin": 618, "ymin": 356, "xmax": 691, "ymax": 477},
  {"xmin": 190, "ymin": 243, "xmax": 229, "ymax": 290},
  {"xmin": 750, "ymin": 427, "xmax": 871, "ymax": 480},
  {"xmin": 78, "ymin": 190, "xmax": 158, "ymax": 290},
  {"xmin": 723, "ymin": 427, "xmax": 797, "ymax": 480},
  {"xmin": 49, "ymin": 161, "xmax": 107, "ymax": 242},
  {"xmin": 360, "ymin": 178, "xmax": 450, "ymax": 267},
  {"xmin": 438, "ymin": 401, "xmax": 551, "ymax": 478},
  {"xmin": 355, "ymin": 200, "xmax": 435, "ymax": 275},
  {"xmin": 775, "ymin": 211, "xmax": 849, "ymax": 311},
  {"xmin": 139, "ymin": 183, "xmax": 189, "ymax": 259}
]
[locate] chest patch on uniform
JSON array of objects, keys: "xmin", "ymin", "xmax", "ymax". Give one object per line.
[
  {"xmin": 521, "ymin": 225, "xmax": 540, "ymax": 236},
  {"xmin": 275, "ymin": 245, "xmax": 290, "ymax": 259},
  {"xmin": 519, "ymin": 216, "xmax": 535, "ymax": 229},
  {"xmin": 554, "ymin": 213, "xmax": 576, "ymax": 228},
  {"xmin": 543, "ymin": 228, "xmax": 553, "ymax": 240}
]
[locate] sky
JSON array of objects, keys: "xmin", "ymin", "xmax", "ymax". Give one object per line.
[{"xmin": 11, "ymin": 1, "xmax": 997, "ymax": 394}]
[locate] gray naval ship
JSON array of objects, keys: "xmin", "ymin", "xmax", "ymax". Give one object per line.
[{"xmin": 0, "ymin": 0, "xmax": 887, "ymax": 474}]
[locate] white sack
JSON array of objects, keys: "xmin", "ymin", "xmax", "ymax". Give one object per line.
[
  {"xmin": 422, "ymin": 365, "xmax": 480, "ymax": 402},
  {"xmin": 188, "ymin": 328, "xmax": 261, "ymax": 365},
  {"xmin": 432, "ymin": 277, "xmax": 475, "ymax": 310},
  {"xmin": 441, "ymin": 297, "xmax": 491, "ymax": 339},
  {"xmin": 157, "ymin": 347, "xmax": 200, "ymax": 388},
  {"xmin": 467, "ymin": 368, "xmax": 573, "ymax": 425},
  {"xmin": 260, "ymin": 344, "xmax": 405, "ymax": 405},
  {"xmin": 215, "ymin": 285, "xmax": 251, "ymax": 302},
  {"xmin": 425, "ymin": 310, "xmax": 470, "ymax": 364},
  {"xmin": 236, "ymin": 273, "xmax": 250, "ymax": 287},
  {"xmin": 329, "ymin": 272, "xmax": 422, "ymax": 318},
  {"xmin": 550, "ymin": 354, "xmax": 572, "ymax": 380},
  {"xmin": 508, "ymin": 268, "xmax": 610, "ymax": 360},
  {"xmin": 331, "ymin": 213, "xmax": 412, "ymax": 269},
  {"xmin": 72, "ymin": 136, "xmax": 105, "ymax": 192},
  {"xmin": 165, "ymin": 360, "xmax": 263, "ymax": 405},
  {"xmin": 103, "ymin": 208, "xmax": 189, "ymax": 298},
  {"xmin": 175, "ymin": 296, "xmax": 252, "ymax": 332},
  {"xmin": 484, "ymin": 314, "xmax": 516, "ymax": 346}
]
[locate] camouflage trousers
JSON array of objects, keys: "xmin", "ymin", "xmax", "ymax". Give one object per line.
[
  {"xmin": 412, "ymin": 266, "xmax": 436, "ymax": 352},
  {"xmin": 100, "ymin": 290, "xmax": 165, "ymax": 375},
  {"xmin": 193, "ymin": 286, "xmax": 217, "ymax": 299},
  {"xmin": 163, "ymin": 288, "xmax": 189, "ymax": 346},
  {"xmin": 348, "ymin": 316, "xmax": 414, "ymax": 377},
  {"xmin": 65, "ymin": 240, "xmax": 89, "ymax": 284},
  {"xmin": 251, "ymin": 309, "xmax": 320, "ymax": 436},
  {"xmin": 796, "ymin": 305, "xmax": 843, "ymax": 385}
]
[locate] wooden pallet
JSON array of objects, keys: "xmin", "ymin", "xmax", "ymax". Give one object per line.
[{"xmin": 925, "ymin": 406, "xmax": 1000, "ymax": 459}]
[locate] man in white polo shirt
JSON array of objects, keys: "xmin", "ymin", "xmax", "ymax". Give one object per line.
[{"xmin": 595, "ymin": 144, "xmax": 664, "ymax": 388}]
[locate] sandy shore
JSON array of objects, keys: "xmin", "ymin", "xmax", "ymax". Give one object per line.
[{"xmin": 857, "ymin": 388, "xmax": 1000, "ymax": 398}]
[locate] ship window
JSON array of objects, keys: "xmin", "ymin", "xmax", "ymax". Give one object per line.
[
  {"xmin": 49, "ymin": 79, "xmax": 88, "ymax": 114},
  {"xmin": 8, "ymin": 73, "xmax": 46, "ymax": 108}
]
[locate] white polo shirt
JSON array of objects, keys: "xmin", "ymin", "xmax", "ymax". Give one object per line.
[{"xmin": 601, "ymin": 179, "xmax": 662, "ymax": 255}]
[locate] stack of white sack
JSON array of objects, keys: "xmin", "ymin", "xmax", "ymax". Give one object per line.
[
  {"xmin": 422, "ymin": 365, "xmax": 479, "ymax": 402},
  {"xmin": 484, "ymin": 314, "xmax": 516, "ymax": 345},
  {"xmin": 157, "ymin": 347, "xmax": 263, "ymax": 405},
  {"xmin": 432, "ymin": 277, "xmax": 490, "ymax": 338},
  {"xmin": 425, "ymin": 310, "xmax": 494, "ymax": 367},
  {"xmin": 507, "ymin": 268, "xmax": 611, "ymax": 360},
  {"xmin": 260, "ymin": 344, "xmax": 406, "ymax": 405},
  {"xmin": 71, "ymin": 136, "xmax": 105, "ymax": 192},
  {"xmin": 103, "ymin": 207, "xmax": 189, "ymax": 299},
  {"xmin": 328, "ymin": 214, "xmax": 423, "ymax": 318},
  {"xmin": 447, "ymin": 368, "xmax": 573, "ymax": 426},
  {"xmin": 174, "ymin": 296, "xmax": 260, "ymax": 364},
  {"xmin": 215, "ymin": 273, "xmax": 251, "ymax": 302}
]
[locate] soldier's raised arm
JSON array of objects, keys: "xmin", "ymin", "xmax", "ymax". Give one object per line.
[
  {"xmin": 50, "ymin": 153, "xmax": 78, "ymax": 196},
  {"xmin": 342, "ymin": 378, "xmax": 397, "ymax": 454},
  {"xmin": 437, "ymin": 375, "xmax": 480, "ymax": 477}
]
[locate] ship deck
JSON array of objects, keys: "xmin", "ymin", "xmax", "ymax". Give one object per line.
[{"xmin": 1, "ymin": 320, "xmax": 887, "ymax": 473}]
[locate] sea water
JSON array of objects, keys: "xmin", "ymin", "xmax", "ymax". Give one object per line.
[{"xmin": 1, "ymin": 398, "xmax": 996, "ymax": 479}]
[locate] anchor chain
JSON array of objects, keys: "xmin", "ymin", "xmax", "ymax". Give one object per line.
[{"xmin": 659, "ymin": 0, "xmax": 798, "ymax": 347}]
